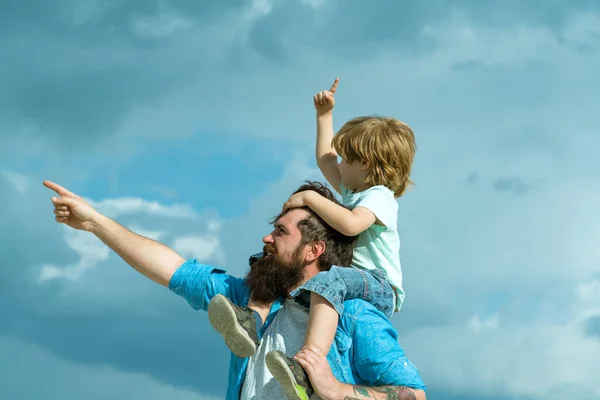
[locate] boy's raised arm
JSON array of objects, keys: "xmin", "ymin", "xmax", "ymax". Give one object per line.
[{"xmin": 315, "ymin": 78, "xmax": 342, "ymax": 194}]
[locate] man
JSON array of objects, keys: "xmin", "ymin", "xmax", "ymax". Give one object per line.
[{"xmin": 44, "ymin": 179, "xmax": 427, "ymax": 400}]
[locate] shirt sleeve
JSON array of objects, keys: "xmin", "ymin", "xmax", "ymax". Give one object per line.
[
  {"xmin": 349, "ymin": 302, "xmax": 426, "ymax": 390},
  {"xmin": 355, "ymin": 186, "xmax": 397, "ymax": 228},
  {"xmin": 168, "ymin": 259, "xmax": 250, "ymax": 311}
]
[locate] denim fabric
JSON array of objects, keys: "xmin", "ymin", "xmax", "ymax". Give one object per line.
[
  {"xmin": 290, "ymin": 265, "xmax": 395, "ymax": 318},
  {"xmin": 169, "ymin": 257, "xmax": 426, "ymax": 400}
]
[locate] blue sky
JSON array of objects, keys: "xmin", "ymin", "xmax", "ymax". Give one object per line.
[{"xmin": 1, "ymin": 0, "xmax": 600, "ymax": 399}]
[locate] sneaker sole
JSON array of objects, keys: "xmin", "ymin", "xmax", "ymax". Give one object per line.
[
  {"xmin": 266, "ymin": 351, "xmax": 310, "ymax": 400},
  {"xmin": 208, "ymin": 295, "xmax": 257, "ymax": 358}
]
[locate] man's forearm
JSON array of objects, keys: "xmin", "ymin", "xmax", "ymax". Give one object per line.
[
  {"xmin": 89, "ymin": 213, "xmax": 186, "ymax": 287},
  {"xmin": 337, "ymin": 384, "xmax": 421, "ymax": 400}
]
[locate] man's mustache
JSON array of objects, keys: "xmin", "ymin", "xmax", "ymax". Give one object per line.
[{"xmin": 263, "ymin": 244, "xmax": 276, "ymax": 256}]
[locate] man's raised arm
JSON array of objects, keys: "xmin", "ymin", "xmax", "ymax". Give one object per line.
[{"xmin": 43, "ymin": 180, "xmax": 185, "ymax": 287}]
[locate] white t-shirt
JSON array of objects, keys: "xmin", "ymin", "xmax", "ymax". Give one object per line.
[
  {"xmin": 240, "ymin": 299, "xmax": 321, "ymax": 399},
  {"xmin": 341, "ymin": 183, "xmax": 404, "ymax": 310}
]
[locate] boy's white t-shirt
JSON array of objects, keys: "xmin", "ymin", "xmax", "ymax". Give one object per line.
[{"xmin": 341, "ymin": 183, "xmax": 405, "ymax": 310}]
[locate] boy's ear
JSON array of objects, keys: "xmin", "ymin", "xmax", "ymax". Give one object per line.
[{"xmin": 361, "ymin": 160, "xmax": 371, "ymax": 170}]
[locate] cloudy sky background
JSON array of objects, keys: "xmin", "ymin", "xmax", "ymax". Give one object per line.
[{"xmin": 1, "ymin": 0, "xmax": 600, "ymax": 399}]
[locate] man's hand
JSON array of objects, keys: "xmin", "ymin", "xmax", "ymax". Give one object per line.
[
  {"xmin": 314, "ymin": 78, "xmax": 339, "ymax": 115},
  {"xmin": 43, "ymin": 180, "xmax": 99, "ymax": 232},
  {"xmin": 43, "ymin": 180, "xmax": 184, "ymax": 287},
  {"xmin": 294, "ymin": 345, "xmax": 342, "ymax": 400}
]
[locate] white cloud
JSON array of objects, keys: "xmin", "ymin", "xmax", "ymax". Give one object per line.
[
  {"xmin": 207, "ymin": 220, "xmax": 222, "ymax": 232},
  {"xmin": 68, "ymin": 0, "xmax": 110, "ymax": 26},
  {"xmin": 421, "ymin": 13, "xmax": 555, "ymax": 69},
  {"xmin": 172, "ymin": 231, "xmax": 224, "ymax": 264},
  {"xmin": 467, "ymin": 313, "xmax": 499, "ymax": 334},
  {"xmin": 398, "ymin": 184, "xmax": 600, "ymax": 398},
  {"xmin": 244, "ymin": 0, "xmax": 274, "ymax": 24},
  {"xmin": 40, "ymin": 227, "xmax": 110, "ymax": 282},
  {"xmin": 88, "ymin": 197, "xmax": 198, "ymax": 219},
  {"xmin": 574, "ymin": 278, "xmax": 600, "ymax": 324},
  {"xmin": 299, "ymin": 0, "xmax": 326, "ymax": 10},
  {"xmin": 576, "ymin": 279, "xmax": 600, "ymax": 305},
  {"xmin": 131, "ymin": 2, "xmax": 193, "ymax": 38},
  {"xmin": 102, "ymin": 9, "xmax": 600, "ymax": 152},
  {"xmin": 0, "ymin": 168, "xmax": 29, "ymax": 193},
  {"xmin": 224, "ymin": 0, "xmax": 275, "ymax": 48},
  {"xmin": 406, "ymin": 315, "xmax": 600, "ymax": 400},
  {"xmin": 0, "ymin": 335, "xmax": 221, "ymax": 400},
  {"xmin": 145, "ymin": 184, "xmax": 180, "ymax": 199},
  {"xmin": 420, "ymin": 11, "xmax": 600, "ymax": 69},
  {"xmin": 563, "ymin": 12, "xmax": 600, "ymax": 46}
]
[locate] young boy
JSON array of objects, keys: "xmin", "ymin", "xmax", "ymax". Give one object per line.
[{"xmin": 208, "ymin": 78, "xmax": 417, "ymax": 400}]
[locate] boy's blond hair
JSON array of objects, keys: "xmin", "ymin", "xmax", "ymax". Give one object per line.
[{"xmin": 332, "ymin": 116, "xmax": 416, "ymax": 197}]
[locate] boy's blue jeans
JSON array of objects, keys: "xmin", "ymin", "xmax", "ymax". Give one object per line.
[{"xmin": 290, "ymin": 266, "xmax": 395, "ymax": 318}]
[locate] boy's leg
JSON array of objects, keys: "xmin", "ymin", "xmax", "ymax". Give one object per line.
[
  {"xmin": 266, "ymin": 267, "xmax": 349, "ymax": 400},
  {"xmin": 266, "ymin": 350, "xmax": 314, "ymax": 400},
  {"xmin": 303, "ymin": 292, "xmax": 338, "ymax": 358},
  {"xmin": 293, "ymin": 266, "xmax": 395, "ymax": 317},
  {"xmin": 267, "ymin": 267, "xmax": 396, "ymax": 398},
  {"xmin": 266, "ymin": 294, "xmax": 337, "ymax": 400},
  {"xmin": 208, "ymin": 252, "xmax": 274, "ymax": 358},
  {"xmin": 207, "ymin": 294, "xmax": 263, "ymax": 358}
]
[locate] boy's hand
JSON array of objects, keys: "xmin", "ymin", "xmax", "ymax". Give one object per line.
[
  {"xmin": 314, "ymin": 78, "xmax": 339, "ymax": 114},
  {"xmin": 282, "ymin": 191, "xmax": 316, "ymax": 211}
]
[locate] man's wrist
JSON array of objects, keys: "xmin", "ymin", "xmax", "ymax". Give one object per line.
[
  {"xmin": 329, "ymin": 382, "xmax": 354, "ymax": 400},
  {"xmin": 87, "ymin": 211, "xmax": 108, "ymax": 235}
]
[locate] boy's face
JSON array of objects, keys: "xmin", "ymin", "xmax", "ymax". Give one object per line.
[{"xmin": 339, "ymin": 157, "xmax": 370, "ymax": 192}]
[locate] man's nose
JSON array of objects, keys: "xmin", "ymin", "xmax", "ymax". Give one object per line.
[{"xmin": 262, "ymin": 233, "xmax": 274, "ymax": 244}]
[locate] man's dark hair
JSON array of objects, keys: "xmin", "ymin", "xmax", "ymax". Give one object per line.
[{"xmin": 271, "ymin": 181, "xmax": 358, "ymax": 271}]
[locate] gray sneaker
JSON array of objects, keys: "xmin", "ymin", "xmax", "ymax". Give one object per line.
[
  {"xmin": 266, "ymin": 350, "xmax": 314, "ymax": 400},
  {"xmin": 208, "ymin": 294, "xmax": 260, "ymax": 358}
]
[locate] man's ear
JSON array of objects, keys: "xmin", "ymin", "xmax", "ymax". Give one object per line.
[{"xmin": 305, "ymin": 240, "xmax": 326, "ymax": 263}]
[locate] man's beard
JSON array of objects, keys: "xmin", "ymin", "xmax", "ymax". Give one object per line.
[{"xmin": 244, "ymin": 244, "xmax": 305, "ymax": 304}]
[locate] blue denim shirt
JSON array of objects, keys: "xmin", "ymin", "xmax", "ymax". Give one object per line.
[{"xmin": 168, "ymin": 258, "xmax": 426, "ymax": 400}]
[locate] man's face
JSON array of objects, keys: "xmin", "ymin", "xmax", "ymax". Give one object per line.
[
  {"xmin": 244, "ymin": 209, "xmax": 311, "ymax": 304},
  {"xmin": 261, "ymin": 208, "xmax": 310, "ymax": 264}
]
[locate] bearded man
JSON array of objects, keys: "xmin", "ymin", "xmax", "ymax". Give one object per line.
[{"xmin": 45, "ymin": 180, "xmax": 426, "ymax": 400}]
